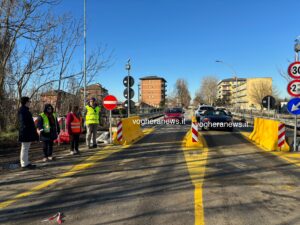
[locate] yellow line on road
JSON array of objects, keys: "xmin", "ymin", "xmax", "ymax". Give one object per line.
[
  {"xmin": 182, "ymin": 133, "xmax": 209, "ymax": 225},
  {"xmin": 0, "ymin": 128, "xmax": 156, "ymax": 210}
]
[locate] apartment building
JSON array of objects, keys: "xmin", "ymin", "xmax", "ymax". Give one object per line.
[
  {"xmin": 80, "ymin": 83, "xmax": 108, "ymax": 103},
  {"xmin": 233, "ymin": 77, "xmax": 272, "ymax": 109},
  {"xmin": 139, "ymin": 76, "xmax": 167, "ymax": 108},
  {"xmin": 217, "ymin": 78, "xmax": 246, "ymax": 105},
  {"xmin": 217, "ymin": 77, "xmax": 273, "ymax": 109}
]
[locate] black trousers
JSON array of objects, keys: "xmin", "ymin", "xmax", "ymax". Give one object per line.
[
  {"xmin": 43, "ymin": 140, "xmax": 53, "ymax": 157},
  {"xmin": 70, "ymin": 134, "xmax": 80, "ymax": 152}
]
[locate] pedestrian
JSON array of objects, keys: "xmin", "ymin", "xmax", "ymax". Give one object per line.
[
  {"xmin": 37, "ymin": 104, "xmax": 60, "ymax": 162},
  {"xmin": 84, "ymin": 97, "xmax": 100, "ymax": 149},
  {"xmin": 18, "ymin": 96, "xmax": 39, "ymax": 169},
  {"xmin": 66, "ymin": 105, "xmax": 82, "ymax": 155}
]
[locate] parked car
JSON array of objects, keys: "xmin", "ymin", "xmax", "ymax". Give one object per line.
[
  {"xmin": 198, "ymin": 110, "xmax": 233, "ymax": 131},
  {"xmin": 164, "ymin": 107, "xmax": 185, "ymax": 124},
  {"xmin": 195, "ymin": 105, "xmax": 214, "ymax": 122}
]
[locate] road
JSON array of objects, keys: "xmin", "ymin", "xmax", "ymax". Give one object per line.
[{"xmin": 0, "ymin": 116, "xmax": 300, "ymax": 225}]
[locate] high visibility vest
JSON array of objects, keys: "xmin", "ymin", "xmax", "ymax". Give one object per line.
[
  {"xmin": 71, "ymin": 113, "xmax": 82, "ymax": 134},
  {"xmin": 85, "ymin": 105, "xmax": 100, "ymax": 125},
  {"xmin": 40, "ymin": 112, "xmax": 57, "ymax": 133}
]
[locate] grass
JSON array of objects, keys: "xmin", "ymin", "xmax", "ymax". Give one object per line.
[{"xmin": 0, "ymin": 130, "xmax": 18, "ymax": 148}]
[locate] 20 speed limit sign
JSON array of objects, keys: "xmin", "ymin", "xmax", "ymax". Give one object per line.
[
  {"xmin": 288, "ymin": 62, "xmax": 300, "ymax": 79},
  {"xmin": 287, "ymin": 79, "xmax": 300, "ymax": 97}
]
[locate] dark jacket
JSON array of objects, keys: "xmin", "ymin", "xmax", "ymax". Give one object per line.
[
  {"xmin": 37, "ymin": 104, "xmax": 60, "ymax": 141},
  {"xmin": 18, "ymin": 105, "xmax": 39, "ymax": 142}
]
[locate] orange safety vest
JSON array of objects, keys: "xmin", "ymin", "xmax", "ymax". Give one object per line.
[{"xmin": 71, "ymin": 114, "xmax": 82, "ymax": 134}]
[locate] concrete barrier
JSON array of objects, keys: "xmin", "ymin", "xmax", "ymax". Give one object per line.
[
  {"xmin": 113, "ymin": 116, "xmax": 144, "ymax": 145},
  {"xmin": 249, "ymin": 118, "xmax": 290, "ymax": 151}
]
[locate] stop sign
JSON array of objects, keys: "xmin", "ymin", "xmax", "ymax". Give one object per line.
[{"xmin": 103, "ymin": 95, "xmax": 118, "ymax": 110}]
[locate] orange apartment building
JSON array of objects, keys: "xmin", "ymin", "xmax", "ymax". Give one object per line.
[{"xmin": 139, "ymin": 76, "xmax": 167, "ymax": 108}]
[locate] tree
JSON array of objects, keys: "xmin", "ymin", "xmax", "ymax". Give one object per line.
[
  {"xmin": 0, "ymin": 0, "xmax": 112, "ymax": 131},
  {"xmin": 193, "ymin": 90, "xmax": 204, "ymax": 106},
  {"xmin": 173, "ymin": 79, "xmax": 191, "ymax": 108},
  {"xmin": 249, "ymin": 79, "xmax": 278, "ymax": 109},
  {"xmin": 198, "ymin": 76, "xmax": 218, "ymax": 105}
]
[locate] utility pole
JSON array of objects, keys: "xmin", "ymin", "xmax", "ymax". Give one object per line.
[{"xmin": 83, "ymin": 0, "xmax": 87, "ymax": 108}]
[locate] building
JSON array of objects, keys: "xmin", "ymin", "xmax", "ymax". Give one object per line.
[
  {"xmin": 40, "ymin": 90, "xmax": 75, "ymax": 112},
  {"xmin": 139, "ymin": 76, "xmax": 167, "ymax": 108},
  {"xmin": 218, "ymin": 77, "xmax": 273, "ymax": 109},
  {"xmin": 217, "ymin": 78, "xmax": 246, "ymax": 105},
  {"xmin": 80, "ymin": 83, "xmax": 108, "ymax": 103},
  {"xmin": 234, "ymin": 77, "xmax": 272, "ymax": 109}
]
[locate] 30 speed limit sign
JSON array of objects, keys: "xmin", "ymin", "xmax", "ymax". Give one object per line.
[
  {"xmin": 287, "ymin": 79, "xmax": 300, "ymax": 97},
  {"xmin": 288, "ymin": 62, "xmax": 300, "ymax": 79}
]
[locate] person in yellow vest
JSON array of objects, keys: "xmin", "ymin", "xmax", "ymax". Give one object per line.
[
  {"xmin": 66, "ymin": 105, "xmax": 82, "ymax": 155},
  {"xmin": 84, "ymin": 97, "xmax": 100, "ymax": 149},
  {"xmin": 37, "ymin": 104, "xmax": 60, "ymax": 162}
]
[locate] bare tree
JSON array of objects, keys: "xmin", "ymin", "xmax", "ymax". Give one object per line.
[
  {"xmin": 173, "ymin": 79, "xmax": 191, "ymax": 108},
  {"xmin": 248, "ymin": 79, "xmax": 277, "ymax": 109},
  {"xmin": 198, "ymin": 76, "xmax": 218, "ymax": 105},
  {"xmin": 193, "ymin": 90, "xmax": 204, "ymax": 106},
  {"xmin": 0, "ymin": 0, "xmax": 112, "ymax": 131}
]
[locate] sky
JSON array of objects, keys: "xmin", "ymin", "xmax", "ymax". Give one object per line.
[{"xmin": 52, "ymin": 0, "xmax": 300, "ymax": 102}]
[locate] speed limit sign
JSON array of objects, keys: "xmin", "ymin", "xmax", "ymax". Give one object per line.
[
  {"xmin": 287, "ymin": 79, "xmax": 300, "ymax": 97},
  {"xmin": 288, "ymin": 62, "xmax": 300, "ymax": 79}
]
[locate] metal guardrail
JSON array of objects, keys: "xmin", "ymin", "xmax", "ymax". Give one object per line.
[{"xmin": 231, "ymin": 112, "xmax": 298, "ymax": 128}]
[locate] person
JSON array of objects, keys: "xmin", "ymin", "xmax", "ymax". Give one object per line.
[
  {"xmin": 18, "ymin": 97, "xmax": 39, "ymax": 169},
  {"xmin": 37, "ymin": 104, "xmax": 60, "ymax": 162},
  {"xmin": 84, "ymin": 97, "xmax": 100, "ymax": 149},
  {"xmin": 66, "ymin": 105, "xmax": 82, "ymax": 155}
]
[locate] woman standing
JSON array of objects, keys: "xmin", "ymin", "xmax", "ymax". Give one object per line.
[
  {"xmin": 66, "ymin": 106, "xmax": 82, "ymax": 155},
  {"xmin": 37, "ymin": 104, "xmax": 60, "ymax": 162},
  {"xmin": 18, "ymin": 97, "xmax": 39, "ymax": 169}
]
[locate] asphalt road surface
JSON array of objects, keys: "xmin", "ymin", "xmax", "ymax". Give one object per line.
[
  {"xmin": 0, "ymin": 119, "xmax": 300, "ymax": 225},
  {"xmin": 202, "ymin": 130, "xmax": 300, "ymax": 225}
]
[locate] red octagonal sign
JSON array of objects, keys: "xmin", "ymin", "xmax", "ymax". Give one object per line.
[{"xmin": 103, "ymin": 95, "xmax": 118, "ymax": 110}]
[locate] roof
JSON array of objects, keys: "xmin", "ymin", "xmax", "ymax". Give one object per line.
[
  {"xmin": 80, "ymin": 83, "xmax": 107, "ymax": 91},
  {"xmin": 41, "ymin": 90, "xmax": 71, "ymax": 96},
  {"xmin": 140, "ymin": 76, "xmax": 167, "ymax": 82},
  {"xmin": 218, "ymin": 78, "xmax": 246, "ymax": 85}
]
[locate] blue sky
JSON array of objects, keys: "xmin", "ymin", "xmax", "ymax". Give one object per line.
[{"xmin": 53, "ymin": 0, "xmax": 299, "ymax": 102}]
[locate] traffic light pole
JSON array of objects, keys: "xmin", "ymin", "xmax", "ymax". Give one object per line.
[{"xmin": 126, "ymin": 59, "xmax": 131, "ymax": 118}]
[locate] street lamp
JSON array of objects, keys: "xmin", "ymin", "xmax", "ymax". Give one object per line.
[{"xmin": 215, "ymin": 60, "xmax": 238, "ymax": 108}]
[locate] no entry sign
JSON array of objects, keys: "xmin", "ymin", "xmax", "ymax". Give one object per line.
[
  {"xmin": 103, "ymin": 95, "xmax": 117, "ymax": 110},
  {"xmin": 288, "ymin": 62, "xmax": 300, "ymax": 79}
]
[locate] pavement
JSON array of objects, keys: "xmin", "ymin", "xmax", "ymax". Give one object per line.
[{"xmin": 0, "ymin": 111, "xmax": 299, "ymax": 225}]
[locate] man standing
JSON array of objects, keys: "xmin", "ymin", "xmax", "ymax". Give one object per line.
[
  {"xmin": 85, "ymin": 97, "xmax": 100, "ymax": 149},
  {"xmin": 18, "ymin": 96, "xmax": 39, "ymax": 169}
]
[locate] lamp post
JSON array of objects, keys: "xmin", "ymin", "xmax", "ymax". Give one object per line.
[{"xmin": 215, "ymin": 60, "xmax": 238, "ymax": 109}]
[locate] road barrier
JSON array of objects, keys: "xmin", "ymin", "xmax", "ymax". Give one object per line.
[
  {"xmin": 278, "ymin": 123, "xmax": 285, "ymax": 149},
  {"xmin": 184, "ymin": 117, "xmax": 203, "ymax": 148},
  {"xmin": 249, "ymin": 118, "xmax": 289, "ymax": 151},
  {"xmin": 117, "ymin": 121, "xmax": 123, "ymax": 142},
  {"xmin": 113, "ymin": 116, "xmax": 144, "ymax": 145},
  {"xmin": 192, "ymin": 118, "xmax": 198, "ymax": 142}
]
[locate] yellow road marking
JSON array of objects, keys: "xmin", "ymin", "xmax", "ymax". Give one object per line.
[
  {"xmin": 240, "ymin": 131, "xmax": 300, "ymax": 167},
  {"xmin": 182, "ymin": 133, "xmax": 209, "ymax": 225},
  {"xmin": 0, "ymin": 128, "xmax": 156, "ymax": 210}
]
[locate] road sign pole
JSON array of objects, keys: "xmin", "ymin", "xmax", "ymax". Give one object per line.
[
  {"xmin": 110, "ymin": 109, "xmax": 112, "ymax": 144},
  {"xmin": 267, "ymin": 96, "xmax": 270, "ymax": 117},
  {"xmin": 295, "ymin": 52, "xmax": 299, "ymax": 151}
]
